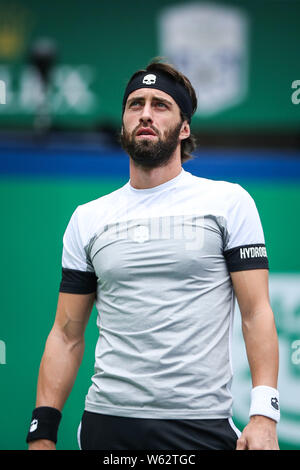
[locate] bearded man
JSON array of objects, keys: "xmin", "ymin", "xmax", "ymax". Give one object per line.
[{"xmin": 26, "ymin": 59, "xmax": 280, "ymax": 451}]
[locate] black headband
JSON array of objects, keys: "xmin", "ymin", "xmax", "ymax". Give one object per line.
[{"xmin": 122, "ymin": 71, "xmax": 194, "ymax": 122}]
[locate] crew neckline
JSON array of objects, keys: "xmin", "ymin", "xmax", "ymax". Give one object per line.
[{"xmin": 127, "ymin": 168, "xmax": 186, "ymax": 194}]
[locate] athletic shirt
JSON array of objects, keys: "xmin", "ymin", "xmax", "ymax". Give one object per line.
[{"xmin": 59, "ymin": 168, "xmax": 268, "ymax": 419}]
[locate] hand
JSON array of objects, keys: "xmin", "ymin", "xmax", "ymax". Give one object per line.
[
  {"xmin": 236, "ymin": 415, "xmax": 279, "ymax": 450},
  {"xmin": 28, "ymin": 439, "xmax": 56, "ymax": 450}
]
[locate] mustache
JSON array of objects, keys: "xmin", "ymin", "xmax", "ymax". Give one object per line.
[{"xmin": 133, "ymin": 124, "xmax": 160, "ymax": 138}]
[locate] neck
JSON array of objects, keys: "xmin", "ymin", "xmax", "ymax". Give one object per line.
[{"xmin": 129, "ymin": 151, "xmax": 182, "ymax": 190}]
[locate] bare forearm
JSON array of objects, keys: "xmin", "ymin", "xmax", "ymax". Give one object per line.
[
  {"xmin": 231, "ymin": 270, "xmax": 280, "ymax": 449},
  {"xmin": 242, "ymin": 306, "xmax": 279, "ymax": 388},
  {"xmin": 35, "ymin": 327, "xmax": 85, "ymax": 411}
]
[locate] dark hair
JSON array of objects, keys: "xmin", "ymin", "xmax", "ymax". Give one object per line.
[{"xmin": 125, "ymin": 58, "xmax": 198, "ymax": 163}]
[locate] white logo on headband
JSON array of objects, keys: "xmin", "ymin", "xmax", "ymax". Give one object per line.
[{"xmin": 143, "ymin": 74, "xmax": 156, "ymax": 85}]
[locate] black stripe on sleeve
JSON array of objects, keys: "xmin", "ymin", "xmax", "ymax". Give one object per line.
[
  {"xmin": 59, "ymin": 268, "xmax": 97, "ymax": 294},
  {"xmin": 224, "ymin": 243, "xmax": 269, "ymax": 272}
]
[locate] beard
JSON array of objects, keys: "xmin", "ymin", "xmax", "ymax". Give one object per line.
[{"xmin": 120, "ymin": 120, "xmax": 182, "ymax": 169}]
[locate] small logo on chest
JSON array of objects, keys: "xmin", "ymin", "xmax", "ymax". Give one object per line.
[{"xmin": 132, "ymin": 225, "xmax": 150, "ymax": 243}]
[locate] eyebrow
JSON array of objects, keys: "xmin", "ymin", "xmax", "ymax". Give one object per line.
[{"xmin": 127, "ymin": 96, "xmax": 173, "ymax": 107}]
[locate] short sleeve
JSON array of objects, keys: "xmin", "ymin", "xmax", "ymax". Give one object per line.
[
  {"xmin": 223, "ymin": 185, "xmax": 269, "ymax": 272},
  {"xmin": 59, "ymin": 207, "xmax": 97, "ymax": 294}
]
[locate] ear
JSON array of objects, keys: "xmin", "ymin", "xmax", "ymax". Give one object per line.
[{"xmin": 179, "ymin": 121, "xmax": 190, "ymax": 141}]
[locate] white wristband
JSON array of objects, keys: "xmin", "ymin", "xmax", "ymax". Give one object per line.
[{"xmin": 249, "ymin": 385, "xmax": 280, "ymax": 423}]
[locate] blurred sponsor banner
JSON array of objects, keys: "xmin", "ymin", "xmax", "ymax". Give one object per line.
[
  {"xmin": 159, "ymin": 2, "xmax": 248, "ymax": 115},
  {"xmin": 0, "ymin": 63, "xmax": 97, "ymax": 115},
  {"xmin": 0, "ymin": 0, "xmax": 299, "ymax": 129}
]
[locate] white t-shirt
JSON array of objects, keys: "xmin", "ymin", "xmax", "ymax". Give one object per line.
[{"xmin": 60, "ymin": 168, "xmax": 268, "ymax": 419}]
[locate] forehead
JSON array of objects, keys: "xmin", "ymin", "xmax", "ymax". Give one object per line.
[{"xmin": 126, "ymin": 88, "xmax": 177, "ymax": 105}]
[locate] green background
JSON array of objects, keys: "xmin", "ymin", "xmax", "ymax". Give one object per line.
[
  {"xmin": 0, "ymin": 172, "xmax": 299, "ymax": 450},
  {"xmin": 0, "ymin": 0, "xmax": 299, "ymax": 452}
]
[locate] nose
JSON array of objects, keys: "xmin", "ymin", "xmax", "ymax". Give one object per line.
[{"xmin": 140, "ymin": 101, "xmax": 153, "ymax": 124}]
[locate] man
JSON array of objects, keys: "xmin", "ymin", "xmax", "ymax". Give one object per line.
[{"xmin": 27, "ymin": 59, "xmax": 280, "ymax": 450}]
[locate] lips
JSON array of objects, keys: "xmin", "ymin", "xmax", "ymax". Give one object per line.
[{"xmin": 135, "ymin": 127, "xmax": 157, "ymax": 137}]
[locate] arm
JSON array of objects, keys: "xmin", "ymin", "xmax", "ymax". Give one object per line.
[
  {"xmin": 28, "ymin": 291, "xmax": 95, "ymax": 450},
  {"xmin": 231, "ymin": 269, "xmax": 279, "ymax": 450}
]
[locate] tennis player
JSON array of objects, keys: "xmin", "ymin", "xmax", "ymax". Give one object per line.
[{"xmin": 26, "ymin": 59, "xmax": 280, "ymax": 450}]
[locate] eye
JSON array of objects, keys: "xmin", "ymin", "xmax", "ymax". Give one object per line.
[
  {"xmin": 129, "ymin": 100, "xmax": 142, "ymax": 108},
  {"xmin": 155, "ymin": 101, "xmax": 167, "ymax": 108}
]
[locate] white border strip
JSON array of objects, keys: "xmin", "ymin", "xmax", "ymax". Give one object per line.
[
  {"xmin": 77, "ymin": 421, "xmax": 82, "ymax": 450},
  {"xmin": 228, "ymin": 417, "xmax": 242, "ymax": 438}
]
